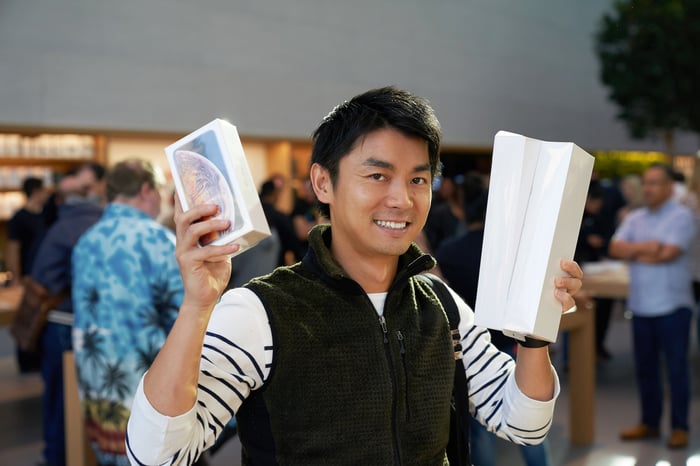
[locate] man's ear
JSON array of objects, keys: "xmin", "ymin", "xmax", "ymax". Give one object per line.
[
  {"xmin": 310, "ymin": 163, "xmax": 332, "ymax": 204},
  {"xmin": 138, "ymin": 182, "xmax": 151, "ymax": 199}
]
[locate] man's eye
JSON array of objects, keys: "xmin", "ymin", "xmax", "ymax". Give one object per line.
[
  {"xmin": 370, "ymin": 173, "xmax": 386, "ymax": 181},
  {"xmin": 412, "ymin": 177, "xmax": 428, "ymax": 185}
]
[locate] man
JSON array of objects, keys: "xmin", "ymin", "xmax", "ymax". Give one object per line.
[
  {"xmin": 6, "ymin": 177, "xmax": 50, "ymax": 283},
  {"xmin": 71, "ymin": 160, "xmax": 185, "ymax": 466},
  {"xmin": 610, "ymin": 163, "xmax": 695, "ymax": 449},
  {"xmin": 31, "ymin": 161, "xmax": 106, "ymax": 466},
  {"xmin": 6, "ymin": 176, "xmax": 50, "ymax": 372},
  {"xmin": 259, "ymin": 178, "xmax": 304, "ymax": 266},
  {"xmin": 126, "ymin": 86, "xmax": 582, "ymax": 465}
]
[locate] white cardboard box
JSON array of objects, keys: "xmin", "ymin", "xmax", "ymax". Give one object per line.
[
  {"xmin": 165, "ymin": 118, "xmax": 270, "ymax": 256},
  {"xmin": 473, "ymin": 131, "xmax": 594, "ymax": 342}
]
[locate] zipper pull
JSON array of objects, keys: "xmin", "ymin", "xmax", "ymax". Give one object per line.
[
  {"xmin": 397, "ymin": 330, "xmax": 405, "ymax": 355},
  {"xmin": 379, "ymin": 315, "xmax": 389, "ymax": 343}
]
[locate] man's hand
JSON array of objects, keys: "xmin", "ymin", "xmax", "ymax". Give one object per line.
[
  {"xmin": 554, "ymin": 259, "xmax": 583, "ymax": 313},
  {"xmin": 173, "ymin": 194, "xmax": 239, "ymax": 314}
]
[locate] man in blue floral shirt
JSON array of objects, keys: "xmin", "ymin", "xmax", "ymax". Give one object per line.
[{"xmin": 72, "ymin": 159, "xmax": 184, "ymax": 466}]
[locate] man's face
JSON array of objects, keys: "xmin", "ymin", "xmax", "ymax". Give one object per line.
[
  {"xmin": 144, "ymin": 184, "xmax": 163, "ymax": 219},
  {"xmin": 642, "ymin": 167, "xmax": 673, "ymax": 208},
  {"xmin": 74, "ymin": 168, "xmax": 105, "ymax": 200},
  {"xmin": 585, "ymin": 195, "xmax": 603, "ymax": 215},
  {"xmin": 315, "ymin": 127, "xmax": 432, "ymax": 262},
  {"xmin": 33, "ymin": 187, "xmax": 51, "ymax": 205}
]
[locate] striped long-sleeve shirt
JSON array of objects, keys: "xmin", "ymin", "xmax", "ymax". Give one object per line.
[{"xmin": 126, "ymin": 284, "xmax": 559, "ymax": 466}]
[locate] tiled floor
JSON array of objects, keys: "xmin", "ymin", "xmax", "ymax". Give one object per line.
[{"xmin": 1, "ymin": 305, "xmax": 698, "ymax": 466}]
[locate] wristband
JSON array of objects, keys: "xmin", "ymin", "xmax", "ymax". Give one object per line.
[{"xmin": 518, "ymin": 336, "xmax": 551, "ymax": 348}]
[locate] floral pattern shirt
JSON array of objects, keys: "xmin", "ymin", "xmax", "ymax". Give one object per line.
[{"xmin": 72, "ymin": 203, "xmax": 183, "ymax": 465}]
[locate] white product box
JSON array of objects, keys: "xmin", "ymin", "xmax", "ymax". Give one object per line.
[
  {"xmin": 473, "ymin": 131, "xmax": 594, "ymax": 342},
  {"xmin": 165, "ymin": 118, "xmax": 270, "ymax": 255}
]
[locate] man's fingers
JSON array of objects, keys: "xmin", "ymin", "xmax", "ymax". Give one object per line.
[{"xmin": 560, "ymin": 258, "xmax": 583, "ymax": 280}]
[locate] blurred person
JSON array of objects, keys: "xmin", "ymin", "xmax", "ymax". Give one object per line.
[
  {"xmin": 683, "ymin": 175, "xmax": 700, "ymax": 354},
  {"xmin": 422, "ymin": 173, "xmax": 467, "ymax": 252},
  {"xmin": 6, "ymin": 176, "xmax": 50, "ymax": 372},
  {"xmin": 158, "ymin": 185, "xmax": 178, "ymax": 232},
  {"xmin": 434, "ymin": 182, "xmax": 553, "ymax": 466},
  {"xmin": 575, "ymin": 181, "xmax": 618, "ymax": 360},
  {"xmin": 42, "ymin": 162, "xmax": 107, "ymax": 228},
  {"xmin": 227, "ymin": 178, "xmax": 305, "ymax": 289},
  {"xmin": 30, "ymin": 162, "xmax": 106, "ymax": 466},
  {"xmin": 260, "ymin": 178, "xmax": 303, "ymax": 266},
  {"xmin": 5, "ymin": 177, "xmax": 50, "ymax": 283},
  {"xmin": 71, "ymin": 160, "xmax": 184, "ymax": 466},
  {"xmin": 671, "ymin": 169, "xmax": 688, "ymax": 203},
  {"xmin": 609, "ymin": 163, "xmax": 695, "ymax": 449},
  {"xmin": 617, "ymin": 174, "xmax": 644, "ymax": 223},
  {"xmin": 125, "ymin": 86, "xmax": 582, "ymax": 465},
  {"xmin": 290, "ymin": 177, "xmax": 321, "ymax": 257}
]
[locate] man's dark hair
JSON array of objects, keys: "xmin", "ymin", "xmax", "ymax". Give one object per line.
[
  {"xmin": 587, "ymin": 180, "xmax": 603, "ymax": 200},
  {"xmin": 310, "ymin": 86, "xmax": 442, "ymax": 219},
  {"xmin": 647, "ymin": 162, "xmax": 675, "ymax": 181},
  {"xmin": 465, "ymin": 190, "xmax": 488, "ymax": 225},
  {"xmin": 22, "ymin": 177, "xmax": 44, "ymax": 198},
  {"xmin": 672, "ymin": 169, "xmax": 686, "ymax": 183},
  {"xmin": 259, "ymin": 180, "xmax": 278, "ymax": 199},
  {"xmin": 460, "ymin": 173, "xmax": 488, "ymax": 225},
  {"xmin": 81, "ymin": 161, "xmax": 107, "ymax": 181},
  {"xmin": 106, "ymin": 159, "xmax": 159, "ymax": 202}
]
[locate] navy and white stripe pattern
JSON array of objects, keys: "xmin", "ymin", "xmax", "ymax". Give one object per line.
[{"xmin": 451, "ymin": 286, "xmax": 557, "ymax": 446}]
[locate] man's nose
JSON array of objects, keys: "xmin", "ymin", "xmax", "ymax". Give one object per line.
[{"xmin": 386, "ymin": 180, "xmax": 412, "ymax": 208}]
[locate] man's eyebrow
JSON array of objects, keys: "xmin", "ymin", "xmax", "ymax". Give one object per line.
[
  {"xmin": 363, "ymin": 157, "xmax": 393, "ymax": 170},
  {"xmin": 413, "ymin": 163, "xmax": 432, "ymax": 173},
  {"xmin": 363, "ymin": 157, "xmax": 431, "ymax": 173}
]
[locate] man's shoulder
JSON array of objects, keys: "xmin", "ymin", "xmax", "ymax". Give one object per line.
[
  {"xmin": 670, "ymin": 200, "xmax": 695, "ymax": 217},
  {"xmin": 8, "ymin": 207, "xmax": 30, "ymax": 222}
]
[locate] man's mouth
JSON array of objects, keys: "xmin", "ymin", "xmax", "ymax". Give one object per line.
[{"xmin": 375, "ymin": 220, "xmax": 408, "ymax": 230}]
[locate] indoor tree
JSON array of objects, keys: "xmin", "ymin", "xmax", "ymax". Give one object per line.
[{"xmin": 594, "ymin": 0, "xmax": 700, "ymax": 159}]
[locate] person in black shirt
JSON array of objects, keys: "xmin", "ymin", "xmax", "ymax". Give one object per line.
[{"xmin": 6, "ymin": 176, "xmax": 50, "ymax": 373}]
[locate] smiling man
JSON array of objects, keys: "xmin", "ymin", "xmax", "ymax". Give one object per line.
[{"xmin": 125, "ymin": 86, "xmax": 582, "ymax": 466}]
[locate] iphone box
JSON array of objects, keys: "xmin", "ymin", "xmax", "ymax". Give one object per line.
[
  {"xmin": 473, "ymin": 131, "xmax": 594, "ymax": 342},
  {"xmin": 165, "ymin": 118, "xmax": 270, "ymax": 255}
]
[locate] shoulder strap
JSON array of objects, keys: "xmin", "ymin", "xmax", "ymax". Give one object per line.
[
  {"xmin": 417, "ymin": 273, "xmax": 462, "ymax": 354},
  {"xmin": 416, "ymin": 273, "xmax": 471, "ymax": 466}
]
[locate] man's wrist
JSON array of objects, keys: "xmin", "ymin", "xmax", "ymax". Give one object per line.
[{"xmin": 518, "ymin": 336, "xmax": 550, "ymax": 348}]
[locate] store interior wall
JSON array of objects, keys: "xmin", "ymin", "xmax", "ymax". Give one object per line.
[{"xmin": 1, "ymin": 0, "xmax": 697, "ymax": 154}]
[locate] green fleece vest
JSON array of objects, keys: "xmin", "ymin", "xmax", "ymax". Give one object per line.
[{"xmin": 238, "ymin": 225, "xmax": 454, "ymax": 466}]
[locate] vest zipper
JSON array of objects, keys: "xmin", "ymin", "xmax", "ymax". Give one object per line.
[
  {"xmin": 378, "ymin": 315, "xmax": 402, "ymax": 465},
  {"xmin": 397, "ymin": 330, "xmax": 410, "ymax": 422},
  {"xmin": 379, "ymin": 315, "xmax": 389, "ymax": 344}
]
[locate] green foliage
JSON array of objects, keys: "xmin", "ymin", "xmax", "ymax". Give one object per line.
[
  {"xmin": 595, "ymin": 0, "xmax": 700, "ymax": 140},
  {"xmin": 592, "ymin": 150, "xmax": 669, "ymax": 179}
]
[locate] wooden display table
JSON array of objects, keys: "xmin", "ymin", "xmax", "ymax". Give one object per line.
[
  {"xmin": 559, "ymin": 304, "xmax": 595, "ymax": 446},
  {"xmin": 581, "ymin": 261, "xmax": 629, "ymax": 299},
  {"xmin": 559, "ymin": 261, "xmax": 628, "ymax": 446}
]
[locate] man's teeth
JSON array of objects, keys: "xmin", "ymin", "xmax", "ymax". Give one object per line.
[{"xmin": 376, "ymin": 220, "xmax": 407, "ymax": 229}]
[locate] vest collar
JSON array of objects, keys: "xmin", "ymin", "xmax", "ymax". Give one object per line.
[{"xmin": 301, "ymin": 224, "xmax": 436, "ymax": 295}]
